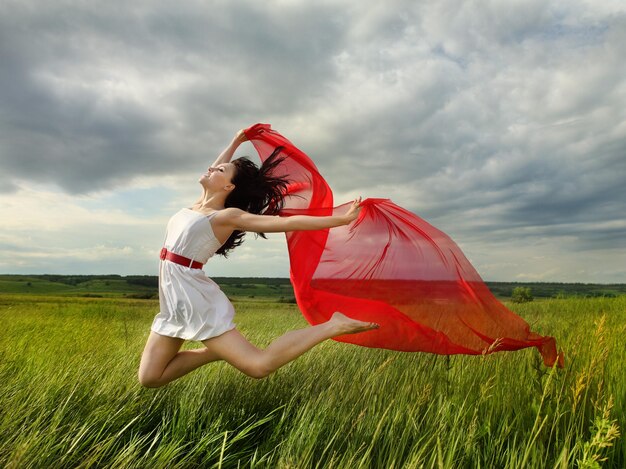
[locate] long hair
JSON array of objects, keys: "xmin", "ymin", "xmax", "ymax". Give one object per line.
[{"xmin": 217, "ymin": 146, "xmax": 290, "ymax": 257}]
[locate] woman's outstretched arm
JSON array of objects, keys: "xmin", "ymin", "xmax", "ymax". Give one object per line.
[
  {"xmin": 224, "ymin": 198, "xmax": 362, "ymax": 233},
  {"xmin": 211, "ymin": 130, "xmax": 247, "ymax": 167}
]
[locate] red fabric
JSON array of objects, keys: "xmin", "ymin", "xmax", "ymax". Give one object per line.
[{"xmin": 243, "ymin": 123, "xmax": 563, "ymax": 367}]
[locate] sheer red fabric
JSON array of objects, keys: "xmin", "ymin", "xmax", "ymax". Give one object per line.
[{"xmin": 244, "ymin": 123, "xmax": 563, "ymax": 367}]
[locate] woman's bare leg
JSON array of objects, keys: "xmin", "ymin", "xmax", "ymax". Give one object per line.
[
  {"xmin": 138, "ymin": 313, "xmax": 377, "ymax": 387},
  {"xmin": 138, "ymin": 331, "xmax": 222, "ymax": 388},
  {"xmin": 202, "ymin": 312, "xmax": 378, "ymax": 379}
]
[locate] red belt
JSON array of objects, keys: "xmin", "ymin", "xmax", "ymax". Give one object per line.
[{"xmin": 160, "ymin": 248, "xmax": 204, "ymax": 269}]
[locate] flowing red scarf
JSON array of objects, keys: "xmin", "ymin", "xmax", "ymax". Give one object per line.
[{"xmin": 244, "ymin": 123, "xmax": 563, "ymax": 367}]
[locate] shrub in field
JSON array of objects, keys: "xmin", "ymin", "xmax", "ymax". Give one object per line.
[
  {"xmin": 511, "ymin": 286, "xmax": 533, "ymax": 303},
  {"xmin": 125, "ymin": 292, "xmax": 157, "ymax": 299},
  {"xmin": 278, "ymin": 296, "xmax": 297, "ymax": 304}
]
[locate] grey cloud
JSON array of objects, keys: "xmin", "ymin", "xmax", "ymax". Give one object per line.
[
  {"xmin": 1, "ymin": 0, "xmax": 625, "ymax": 272},
  {"xmin": 0, "ymin": 0, "xmax": 346, "ymax": 193},
  {"xmin": 304, "ymin": 3, "xmax": 624, "ymax": 257},
  {"xmin": 0, "ymin": 180, "xmax": 18, "ymax": 193}
]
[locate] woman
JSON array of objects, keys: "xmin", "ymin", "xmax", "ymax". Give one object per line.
[{"xmin": 138, "ymin": 129, "xmax": 379, "ymax": 388}]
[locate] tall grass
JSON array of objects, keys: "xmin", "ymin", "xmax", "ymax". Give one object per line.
[{"xmin": 0, "ymin": 294, "xmax": 623, "ymax": 468}]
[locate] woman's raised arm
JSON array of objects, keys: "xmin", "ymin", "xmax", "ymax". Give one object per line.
[{"xmin": 211, "ymin": 130, "xmax": 248, "ymax": 168}]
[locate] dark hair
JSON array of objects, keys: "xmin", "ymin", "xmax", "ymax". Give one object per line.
[{"xmin": 217, "ymin": 146, "xmax": 290, "ymax": 257}]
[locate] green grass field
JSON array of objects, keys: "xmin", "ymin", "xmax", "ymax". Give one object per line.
[{"xmin": 0, "ymin": 292, "xmax": 623, "ymax": 468}]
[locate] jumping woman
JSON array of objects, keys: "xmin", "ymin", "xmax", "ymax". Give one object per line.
[{"xmin": 138, "ymin": 129, "xmax": 379, "ymax": 388}]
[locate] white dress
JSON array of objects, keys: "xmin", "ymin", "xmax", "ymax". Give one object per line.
[{"xmin": 150, "ymin": 208, "xmax": 236, "ymax": 341}]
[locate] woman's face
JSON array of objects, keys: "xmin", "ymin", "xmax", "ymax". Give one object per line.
[{"xmin": 199, "ymin": 162, "xmax": 236, "ymax": 192}]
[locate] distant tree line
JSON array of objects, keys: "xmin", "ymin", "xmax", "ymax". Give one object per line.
[
  {"xmin": 125, "ymin": 276, "xmax": 159, "ymax": 288},
  {"xmin": 486, "ymin": 281, "xmax": 625, "ymax": 299},
  {"xmin": 2, "ymin": 275, "xmax": 624, "ymax": 300},
  {"xmin": 31, "ymin": 274, "xmax": 123, "ymax": 286}
]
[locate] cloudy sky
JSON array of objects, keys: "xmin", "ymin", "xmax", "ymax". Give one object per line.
[{"xmin": 1, "ymin": 0, "xmax": 625, "ymax": 282}]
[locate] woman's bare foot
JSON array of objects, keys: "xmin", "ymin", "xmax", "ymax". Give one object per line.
[{"xmin": 329, "ymin": 312, "xmax": 379, "ymax": 335}]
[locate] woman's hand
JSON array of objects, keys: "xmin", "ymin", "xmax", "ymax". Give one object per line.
[
  {"xmin": 234, "ymin": 129, "xmax": 248, "ymax": 144},
  {"xmin": 211, "ymin": 130, "xmax": 248, "ymax": 167},
  {"xmin": 344, "ymin": 197, "xmax": 363, "ymax": 224}
]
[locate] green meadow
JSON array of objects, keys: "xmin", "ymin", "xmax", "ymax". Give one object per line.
[{"xmin": 0, "ymin": 283, "xmax": 623, "ymax": 467}]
